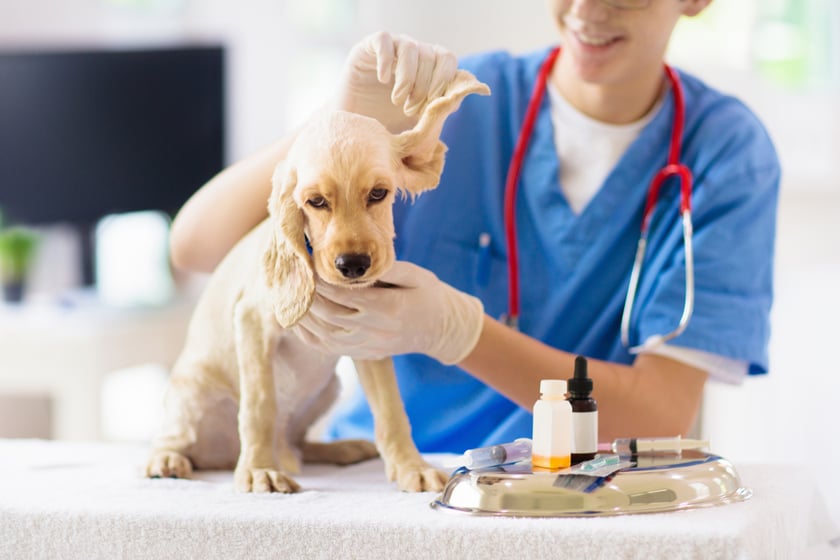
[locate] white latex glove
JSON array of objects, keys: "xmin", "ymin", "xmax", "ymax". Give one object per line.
[
  {"xmin": 335, "ymin": 31, "xmax": 459, "ymax": 133},
  {"xmin": 294, "ymin": 261, "xmax": 484, "ymax": 365}
]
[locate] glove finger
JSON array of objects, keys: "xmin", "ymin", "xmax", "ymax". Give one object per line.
[
  {"xmin": 291, "ymin": 322, "xmax": 331, "ymax": 353},
  {"xmin": 313, "ymin": 280, "xmax": 372, "ymax": 312},
  {"xmin": 306, "ymin": 302, "xmax": 368, "ymax": 330},
  {"xmin": 296, "ymin": 308, "xmax": 345, "ymax": 338},
  {"xmin": 392, "ymin": 36, "xmax": 419, "ymax": 110},
  {"xmin": 428, "ymin": 46, "xmax": 459, "ymax": 99},
  {"xmin": 310, "ymin": 287, "xmax": 403, "ymax": 331},
  {"xmin": 346, "ymin": 349, "xmax": 391, "ymax": 361},
  {"xmin": 404, "ymin": 42, "xmax": 436, "ymax": 115},
  {"xmin": 378, "ymin": 260, "xmax": 433, "ymax": 287},
  {"xmin": 297, "ymin": 311, "xmax": 374, "ymax": 348},
  {"xmin": 304, "ymin": 298, "xmax": 365, "ymax": 332},
  {"xmin": 309, "ymin": 287, "xmax": 362, "ymax": 318},
  {"xmin": 347, "ymin": 32, "xmax": 381, "ymax": 77},
  {"xmin": 296, "ymin": 310, "xmax": 403, "ymax": 361},
  {"xmin": 369, "ymin": 31, "xmax": 396, "ymax": 84}
]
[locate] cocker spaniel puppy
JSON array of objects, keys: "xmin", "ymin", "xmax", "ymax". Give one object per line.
[{"xmin": 145, "ymin": 71, "xmax": 489, "ymax": 493}]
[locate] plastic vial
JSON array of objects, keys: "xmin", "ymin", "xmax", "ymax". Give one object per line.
[
  {"xmin": 568, "ymin": 355, "xmax": 598, "ymax": 465},
  {"xmin": 531, "ymin": 379, "xmax": 572, "ymax": 469}
]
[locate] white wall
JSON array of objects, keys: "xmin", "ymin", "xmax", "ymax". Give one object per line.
[
  {"xmin": 0, "ymin": 0, "xmax": 558, "ymax": 161},
  {"xmin": 1, "ymin": 0, "xmax": 838, "ymax": 528}
]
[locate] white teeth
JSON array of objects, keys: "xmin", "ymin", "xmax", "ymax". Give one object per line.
[{"xmin": 577, "ymin": 32, "xmax": 612, "ymax": 46}]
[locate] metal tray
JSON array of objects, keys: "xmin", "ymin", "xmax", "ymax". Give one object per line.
[{"xmin": 431, "ymin": 450, "xmax": 751, "ymax": 517}]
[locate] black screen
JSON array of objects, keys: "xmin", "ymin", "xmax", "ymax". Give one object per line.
[{"xmin": 0, "ymin": 45, "xmax": 225, "ymax": 226}]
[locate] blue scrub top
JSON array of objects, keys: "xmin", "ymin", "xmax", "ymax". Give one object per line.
[{"xmin": 326, "ymin": 47, "xmax": 780, "ymax": 453}]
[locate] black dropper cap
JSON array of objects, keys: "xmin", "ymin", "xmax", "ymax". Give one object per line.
[{"xmin": 568, "ymin": 355, "xmax": 593, "ymax": 397}]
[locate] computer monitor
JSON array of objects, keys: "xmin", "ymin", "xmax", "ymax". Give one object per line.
[{"xmin": 0, "ymin": 44, "xmax": 226, "ymax": 284}]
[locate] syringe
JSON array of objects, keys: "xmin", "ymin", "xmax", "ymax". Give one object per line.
[
  {"xmin": 611, "ymin": 435, "xmax": 709, "ymax": 455},
  {"xmin": 462, "ymin": 438, "xmax": 532, "ymax": 469}
]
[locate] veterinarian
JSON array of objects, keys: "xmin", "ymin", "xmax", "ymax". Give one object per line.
[{"xmin": 170, "ymin": 0, "xmax": 779, "ymax": 452}]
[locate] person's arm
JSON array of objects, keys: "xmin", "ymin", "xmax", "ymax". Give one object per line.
[
  {"xmin": 460, "ymin": 315, "xmax": 708, "ymax": 441},
  {"xmin": 169, "ymin": 134, "xmax": 297, "ymax": 273},
  {"xmin": 295, "ymin": 262, "xmax": 708, "ymax": 441}
]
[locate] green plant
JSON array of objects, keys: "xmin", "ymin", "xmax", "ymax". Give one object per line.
[{"xmin": 0, "ymin": 226, "xmax": 39, "ymax": 284}]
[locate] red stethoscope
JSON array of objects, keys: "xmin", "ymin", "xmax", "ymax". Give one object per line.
[{"xmin": 503, "ymin": 46, "xmax": 695, "ymax": 352}]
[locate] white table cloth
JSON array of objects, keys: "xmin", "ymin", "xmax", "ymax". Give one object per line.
[{"xmin": 0, "ymin": 439, "xmax": 835, "ymax": 559}]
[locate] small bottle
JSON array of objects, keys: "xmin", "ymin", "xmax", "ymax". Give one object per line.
[
  {"xmin": 567, "ymin": 355, "xmax": 598, "ymax": 465},
  {"xmin": 531, "ymin": 379, "xmax": 572, "ymax": 469}
]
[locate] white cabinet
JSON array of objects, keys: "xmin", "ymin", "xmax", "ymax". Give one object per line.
[{"xmin": 0, "ymin": 292, "xmax": 193, "ymax": 441}]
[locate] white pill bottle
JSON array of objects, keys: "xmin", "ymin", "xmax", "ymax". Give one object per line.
[{"xmin": 531, "ymin": 379, "xmax": 572, "ymax": 469}]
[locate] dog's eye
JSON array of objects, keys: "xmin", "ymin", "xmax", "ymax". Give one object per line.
[
  {"xmin": 368, "ymin": 188, "xmax": 389, "ymax": 204},
  {"xmin": 307, "ymin": 196, "xmax": 329, "ymax": 209}
]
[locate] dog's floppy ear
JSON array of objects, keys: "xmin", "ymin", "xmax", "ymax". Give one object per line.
[
  {"xmin": 263, "ymin": 162, "xmax": 315, "ymax": 328},
  {"xmin": 393, "ymin": 70, "xmax": 490, "ymax": 196}
]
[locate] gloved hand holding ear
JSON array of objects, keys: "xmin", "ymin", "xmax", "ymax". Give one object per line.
[
  {"xmin": 335, "ymin": 31, "xmax": 459, "ymax": 134},
  {"xmin": 294, "ymin": 261, "xmax": 485, "ymax": 365}
]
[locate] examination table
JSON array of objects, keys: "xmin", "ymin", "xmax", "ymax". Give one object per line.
[{"xmin": 0, "ymin": 439, "xmax": 834, "ymax": 559}]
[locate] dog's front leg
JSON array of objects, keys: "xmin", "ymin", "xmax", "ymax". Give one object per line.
[
  {"xmin": 354, "ymin": 358, "xmax": 448, "ymax": 492},
  {"xmin": 233, "ymin": 302, "xmax": 300, "ymax": 493}
]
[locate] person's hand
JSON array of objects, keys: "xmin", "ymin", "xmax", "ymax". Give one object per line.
[
  {"xmin": 294, "ymin": 261, "xmax": 484, "ymax": 365},
  {"xmin": 335, "ymin": 31, "xmax": 459, "ymax": 133}
]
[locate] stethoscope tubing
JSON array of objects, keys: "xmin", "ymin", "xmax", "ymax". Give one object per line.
[
  {"xmin": 502, "ymin": 47, "xmax": 560, "ymax": 331},
  {"xmin": 503, "ymin": 47, "xmax": 695, "ymax": 350}
]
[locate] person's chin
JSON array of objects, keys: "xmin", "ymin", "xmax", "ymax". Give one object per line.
[{"xmin": 565, "ymin": 36, "xmax": 627, "ymax": 84}]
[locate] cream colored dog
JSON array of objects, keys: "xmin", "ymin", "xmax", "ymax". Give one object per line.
[{"xmin": 145, "ymin": 71, "xmax": 489, "ymax": 493}]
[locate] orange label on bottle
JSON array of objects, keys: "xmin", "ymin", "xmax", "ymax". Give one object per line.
[{"xmin": 531, "ymin": 454, "xmax": 571, "ymax": 470}]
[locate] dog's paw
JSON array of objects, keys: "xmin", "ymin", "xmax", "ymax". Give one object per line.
[
  {"xmin": 146, "ymin": 450, "xmax": 193, "ymax": 479},
  {"xmin": 234, "ymin": 466, "xmax": 301, "ymax": 493},
  {"xmin": 385, "ymin": 458, "xmax": 448, "ymax": 493},
  {"xmin": 277, "ymin": 444, "xmax": 303, "ymax": 474},
  {"xmin": 301, "ymin": 439, "xmax": 379, "ymax": 466}
]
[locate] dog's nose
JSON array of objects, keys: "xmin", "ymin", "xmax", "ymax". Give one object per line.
[{"xmin": 335, "ymin": 253, "xmax": 371, "ymax": 279}]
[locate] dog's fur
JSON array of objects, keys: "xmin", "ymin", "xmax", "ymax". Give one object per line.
[{"xmin": 145, "ymin": 72, "xmax": 489, "ymax": 493}]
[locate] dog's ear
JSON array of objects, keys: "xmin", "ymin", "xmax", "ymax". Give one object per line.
[
  {"xmin": 263, "ymin": 162, "xmax": 315, "ymax": 328},
  {"xmin": 393, "ymin": 70, "xmax": 490, "ymax": 196}
]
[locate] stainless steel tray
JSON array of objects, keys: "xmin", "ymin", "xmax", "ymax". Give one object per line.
[{"xmin": 431, "ymin": 450, "xmax": 751, "ymax": 517}]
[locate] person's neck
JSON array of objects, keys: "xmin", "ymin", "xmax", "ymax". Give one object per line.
[{"xmin": 551, "ymin": 60, "xmax": 666, "ymax": 125}]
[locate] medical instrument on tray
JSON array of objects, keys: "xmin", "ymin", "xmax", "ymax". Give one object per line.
[
  {"xmin": 462, "ymin": 438, "xmax": 533, "ymax": 470},
  {"xmin": 432, "ymin": 451, "xmax": 749, "ymax": 517},
  {"xmin": 579, "ymin": 454, "xmax": 621, "ymax": 472},
  {"xmin": 611, "ymin": 436, "xmax": 709, "ymax": 455},
  {"xmin": 502, "ymin": 46, "xmax": 694, "ymax": 352},
  {"xmin": 554, "ymin": 455, "xmax": 633, "ymax": 493}
]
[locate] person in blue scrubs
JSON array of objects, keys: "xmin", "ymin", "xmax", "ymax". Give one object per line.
[{"xmin": 169, "ymin": 0, "xmax": 779, "ymax": 452}]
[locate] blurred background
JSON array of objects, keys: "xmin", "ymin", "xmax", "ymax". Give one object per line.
[{"xmin": 0, "ymin": 0, "xmax": 837, "ymax": 527}]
